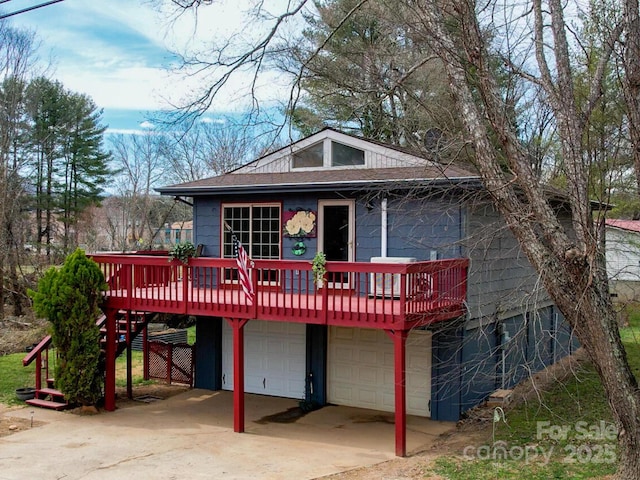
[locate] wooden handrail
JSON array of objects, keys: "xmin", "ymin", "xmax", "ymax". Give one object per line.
[{"xmin": 22, "ymin": 335, "xmax": 52, "ymax": 367}]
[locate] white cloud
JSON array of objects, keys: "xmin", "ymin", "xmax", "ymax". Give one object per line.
[
  {"xmin": 9, "ymin": 0, "xmax": 305, "ymax": 123},
  {"xmin": 199, "ymin": 117, "xmax": 226, "ymax": 125}
]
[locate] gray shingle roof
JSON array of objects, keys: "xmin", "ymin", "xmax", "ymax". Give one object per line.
[{"xmin": 157, "ymin": 164, "xmax": 480, "ymax": 196}]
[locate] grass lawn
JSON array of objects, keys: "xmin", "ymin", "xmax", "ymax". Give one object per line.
[
  {"xmin": 0, "ymin": 323, "xmax": 198, "ymax": 405},
  {"xmin": 0, "ymin": 347, "xmax": 155, "ymax": 405},
  {"xmin": 428, "ymin": 315, "xmax": 640, "ymax": 479},
  {"xmin": 0, "ymin": 352, "xmax": 37, "ymax": 406}
]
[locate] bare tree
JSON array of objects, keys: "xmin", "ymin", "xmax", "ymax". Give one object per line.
[
  {"xmin": 0, "ymin": 20, "xmax": 37, "ymax": 317},
  {"xmin": 109, "ymin": 131, "xmax": 168, "ymax": 248},
  {"xmin": 162, "ymin": 120, "xmax": 255, "ymax": 183}
]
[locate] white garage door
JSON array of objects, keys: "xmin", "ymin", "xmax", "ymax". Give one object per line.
[
  {"xmin": 328, "ymin": 327, "xmax": 432, "ymax": 417},
  {"xmin": 222, "ymin": 320, "xmax": 306, "ymax": 399}
]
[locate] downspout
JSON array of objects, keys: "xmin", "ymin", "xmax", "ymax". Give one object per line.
[{"xmin": 381, "ymin": 197, "xmax": 388, "ymax": 257}]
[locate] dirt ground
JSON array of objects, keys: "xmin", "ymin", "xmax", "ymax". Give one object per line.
[
  {"xmin": 0, "ymin": 347, "xmax": 597, "ymax": 479},
  {"xmin": 0, "ymin": 314, "xmax": 49, "ymax": 356}
]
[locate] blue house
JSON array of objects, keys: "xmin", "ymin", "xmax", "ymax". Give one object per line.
[{"xmin": 93, "ymin": 128, "xmax": 577, "ymax": 456}]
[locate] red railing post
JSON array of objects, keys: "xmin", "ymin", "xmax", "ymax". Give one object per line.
[
  {"xmin": 35, "ymin": 351, "xmax": 42, "ymax": 391},
  {"xmin": 251, "ymin": 267, "xmax": 258, "ymax": 318},
  {"xmin": 182, "ymin": 263, "xmax": 189, "ymax": 314},
  {"xmin": 125, "ymin": 264, "xmax": 133, "ymax": 310}
]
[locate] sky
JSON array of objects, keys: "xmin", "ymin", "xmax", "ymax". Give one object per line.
[{"xmin": 5, "ymin": 0, "xmax": 299, "ymax": 135}]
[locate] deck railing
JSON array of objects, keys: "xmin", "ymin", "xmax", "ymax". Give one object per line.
[{"xmin": 92, "ymin": 255, "xmax": 468, "ymax": 329}]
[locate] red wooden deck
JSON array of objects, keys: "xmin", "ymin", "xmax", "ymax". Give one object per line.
[
  {"xmin": 92, "ymin": 255, "xmax": 468, "ymax": 330},
  {"xmin": 92, "ymin": 254, "xmax": 468, "ymax": 457}
]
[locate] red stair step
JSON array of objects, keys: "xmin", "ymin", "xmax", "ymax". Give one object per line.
[
  {"xmin": 26, "ymin": 398, "xmax": 69, "ymax": 411},
  {"xmin": 36, "ymin": 387, "xmax": 66, "ymax": 400}
]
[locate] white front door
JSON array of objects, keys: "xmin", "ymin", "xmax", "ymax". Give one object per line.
[
  {"xmin": 327, "ymin": 326, "xmax": 432, "ymax": 417},
  {"xmin": 221, "ymin": 320, "xmax": 306, "ymax": 398}
]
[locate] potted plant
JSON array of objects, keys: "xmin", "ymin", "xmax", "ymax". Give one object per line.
[
  {"xmin": 15, "ymin": 387, "xmax": 36, "ymax": 401},
  {"xmin": 168, "ymin": 241, "xmax": 196, "ymax": 265},
  {"xmin": 312, "ymin": 251, "xmax": 327, "ymax": 288}
]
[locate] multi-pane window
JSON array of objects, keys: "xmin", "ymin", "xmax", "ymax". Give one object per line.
[{"xmin": 223, "ymin": 204, "xmax": 281, "ymax": 283}]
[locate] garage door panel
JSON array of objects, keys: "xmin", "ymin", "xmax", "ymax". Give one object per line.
[
  {"xmin": 381, "ymin": 392, "xmax": 395, "ymax": 411},
  {"xmin": 382, "ymin": 351, "xmax": 394, "ymax": 367},
  {"xmin": 333, "ymin": 345, "xmax": 354, "ymax": 362},
  {"xmin": 328, "ymin": 327, "xmax": 431, "ymax": 417},
  {"xmin": 359, "ymin": 329, "xmax": 379, "ymax": 343},
  {"xmin": 222, "ymin": 321, "xmax": 306, "ymax": 399},
  {"xmin": 332, "ymin": 364, "xmax": 354, "ymax": 382},
  {"xmin": 334, "ymin": 327, "xmax": 355, "ymax": 341},
  {"xmin": 358, "ymin": 348, "xmax": 380, "ymax": 366},
  {"xmin": 357, "ymin": 389, "xmax": 378, "ymax": 407},
  {"xmin": 359, "ymin": 367, "xmax": 379, "ymax": 384}
]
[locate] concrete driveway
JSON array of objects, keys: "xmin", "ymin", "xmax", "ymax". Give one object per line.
[{"xmin": 0, "ymin": 389, "xmax": 454, "ymax": 480}]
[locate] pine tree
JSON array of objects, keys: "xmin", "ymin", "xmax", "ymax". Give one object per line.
[{"xmin": 29, "ymin": 249, "xmax": 107, "ymax": 406}]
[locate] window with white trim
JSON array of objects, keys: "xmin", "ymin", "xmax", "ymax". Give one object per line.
[
  {"xmin": 222, "ymin": 204, "xmax": 281, "ymax": 283},
  {"xmin": 291, "ymin": 140, "xmax": 365, "ymax": 169}
]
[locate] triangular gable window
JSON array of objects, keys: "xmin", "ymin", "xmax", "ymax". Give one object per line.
[
  {"xmin": 292, "ymin": 142, "xmax": 323, "ymax": 168},
  {"xmin": 292, "ymin": 139, "xmax": 365, "ymax": 169},
  {"xmin": 331, "ymin": 141, "xmax": 364, "ymax": 166}
]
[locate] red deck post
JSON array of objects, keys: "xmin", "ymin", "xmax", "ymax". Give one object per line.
[
  {"xmin": 143, "ymin": 324, "xmax": 149, "ymax": 380},
  {"xmin": 35, "ymin": 351, "xmax": 42, "ymax": 390},
  {"xmin": 227, "ymin": 318, "xmax": 249, "ymax": 433},
  {"xmin": 126, "ymin": 311, "xmax": 133, "ymax": 399},
  {"xmin": 387, "ymin": 328, "xmax": 408, "ymax": 457},
  {"xmin": 104, "ymin": 309, "xmax": 118, "ymax": 411}
]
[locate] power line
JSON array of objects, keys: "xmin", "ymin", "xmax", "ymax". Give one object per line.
[{"xmin": 0, "ymin": 0, "xmax": 65, "ymax": 20}]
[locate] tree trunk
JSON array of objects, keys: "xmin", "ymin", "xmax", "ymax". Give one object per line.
[
  {"xmin": 421, "ymin": 1, "xmax": 640, "ymax": 476},
  {"xmin": 553, "ymin": 261, "xmax": 640, "ymax": 479},
  {"xmin": 5, "ymin": 220, "xmax": 24, "ymax": 317},
  {"xmin": 622, "ymin": 0, "xmax": 640, "ymax": 209}
]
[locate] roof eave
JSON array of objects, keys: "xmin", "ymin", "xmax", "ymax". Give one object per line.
[{"xmin": 155, "ymin": 176, "xmax": 483, "ymax": 197}]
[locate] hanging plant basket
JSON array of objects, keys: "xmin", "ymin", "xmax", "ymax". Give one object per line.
[
  {"xmin": 312, "ymin": 251, "xmax": 327, "ymax": 288},
  {"xmin": 168, "ymin": 242, "xmax": 196, "ymax": 265}
]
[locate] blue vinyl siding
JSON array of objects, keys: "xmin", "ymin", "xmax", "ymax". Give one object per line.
[
  {"xmin": 431, "ymin": 323, "xmax": 463, "ymax": 421},
  {"xmin": 194, "ymin": 193, "xmax": 464, "ymax": 263},
  {"xmin": 460, "ymin": 322, "xmax": 499, "ymax": 412},
  {"xmin": 194, "ymin": 316, "xmax": 222, "ymax": 390}
]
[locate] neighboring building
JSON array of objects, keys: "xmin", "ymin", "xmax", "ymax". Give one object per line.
[
  {"xmin": 606, "ymin": 219, "xmax": 640, "ymax": 302},
  {"xmin": 164, "ymin": 220, "xmax": 193, "ymax": 246},
  {"xmin": 94, "ymin": 128, "xmax": 578, "ymax": 456}
]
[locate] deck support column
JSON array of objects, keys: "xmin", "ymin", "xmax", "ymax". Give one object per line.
[
  {"xmin": 226, "ymin": 318, "xmax": 249, "ymax": 433},
  {"xmin": 104, "ymin": 309, "xmax": 118, "ymax": 412},
  {"xmin": 126, "ymin": 311, "xmax": 133, "ymax": 399},
  {"xmin": 386, "ymin": 328, "xmax": 408, "ymax": 457}
]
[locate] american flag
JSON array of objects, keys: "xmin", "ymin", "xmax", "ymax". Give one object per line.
[{"xmin": 232, "ymin": 233, "xmax": 254, "ymax": 301}]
